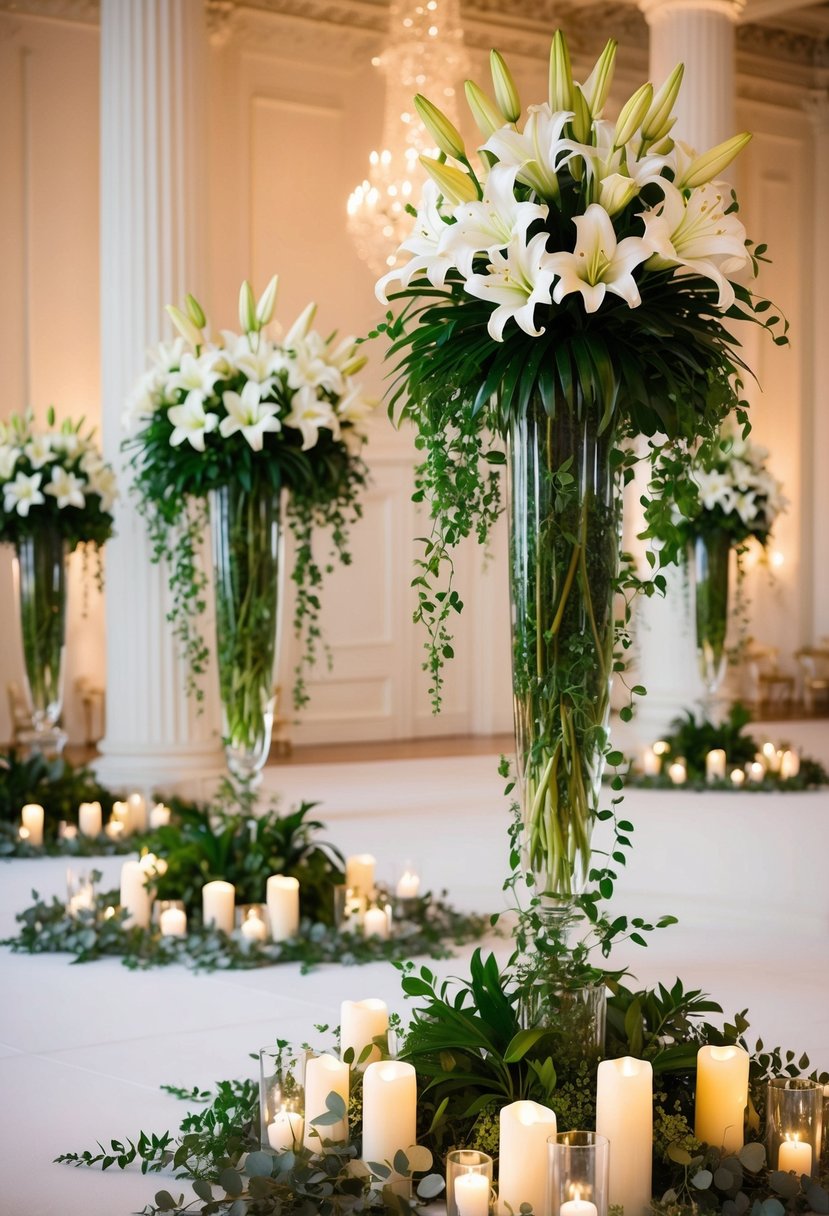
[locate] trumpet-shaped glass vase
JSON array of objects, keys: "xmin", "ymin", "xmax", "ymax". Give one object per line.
[{"xmin": 14, "ymin": 524, "xmax": 68, "ymax": 755}]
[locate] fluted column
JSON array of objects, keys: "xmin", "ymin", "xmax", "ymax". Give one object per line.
[
  {"xmin": 631, "ymin": 0, "xmax": 743, "ymax": 740},
  {"xmin": 96, "ymin": 0, "xmax": 224, "ymax": 792}
]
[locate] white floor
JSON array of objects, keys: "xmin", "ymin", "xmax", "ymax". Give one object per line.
[{"xmin": 0, "ymin": 720, "xmax": 827, "ymax": 1216}]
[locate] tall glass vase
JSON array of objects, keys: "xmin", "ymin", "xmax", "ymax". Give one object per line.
[
  {"xmin": 209, "ymin": 476, "xmax": 283, "ymax": 785},
  {"xmin": 507, "ymin": 395, "xmax": 620, "ymax": 922},
  {"xmin": 692, "ymin": 533, "xmax": 730, "ymax": 711},
  {"xmin": 14, "ymin": 525, "xmax": 68, "ymax": 755}
]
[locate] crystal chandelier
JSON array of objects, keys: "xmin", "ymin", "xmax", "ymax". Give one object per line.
[{"xmin": 347, "ymin": 0, "xmax": 468, "ymax": 277}]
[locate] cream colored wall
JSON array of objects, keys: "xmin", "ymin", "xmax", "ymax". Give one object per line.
[{"xmin": 0, "ymin": 6, "xmax": 822, "ymax": 745}]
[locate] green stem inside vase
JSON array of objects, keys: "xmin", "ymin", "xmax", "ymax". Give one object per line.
[{"xmin": 16, "ymin": 527, "xmax": 68, "ymax": 729}]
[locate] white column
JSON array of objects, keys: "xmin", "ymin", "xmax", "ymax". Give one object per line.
[
  {"xmin": 805, "ymin": 92, "xmax": 829, "ymax": 642},
  {"xmin": 96, "ymin": 0, "xmax": 223, "ymax": 792},
  {"xmin": 629, "ymin": 0, "xmax": 743, "ymax": 741}
]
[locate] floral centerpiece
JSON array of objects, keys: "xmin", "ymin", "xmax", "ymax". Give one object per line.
[
  {"xmin": 645, "ymin": 431, "xmax": 786, "ymax": 700},
  {"xmin": 373, "ymin": 30, "xmax": 786, "ymax": 926},
  {"xmin": 125, "ymin": 278, "xmax": 375, "ymax": 782},
  {"xmin": 0, "ymin": 409, "xmax": 116, "ymax": 752}
]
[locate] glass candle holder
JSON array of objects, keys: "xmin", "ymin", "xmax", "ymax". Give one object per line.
[
  {"xmin": 66, "ymin": 868, "xmax": 96, "ymax": 917},
  {"xmin": 236, "ymin": 903, "xmax": 270, "ymax": 944},
  {"xmin": 156, "ymin": 900, "xmax": 187, "ymax": 937},
  {"xmin": 259, "ymin": 1044, "xmax": 305, "ymax": 1151},
  {"xmin": 446, "ymin": 1149, "xmax": 493, "ymax": 1216},
  {"xmin": 766, "ymin": 1078, "xmax": 823, "ymax": 1178},
  {"xmin": 333, "ymin": 885, "xmax": 366, "ymax": 933},
  {"xmin": 548, "ymin": 1131, "xmax": 610, "ymax": 1216}
]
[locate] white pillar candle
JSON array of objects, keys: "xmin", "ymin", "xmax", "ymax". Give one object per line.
[
  {"xmin": 345, "ymin": 853, "xmax": 376, "ymax": 896},
  {"xmin": 105, "ymin": 820, "xmax": 124, "ymax": 840},
  {"xmin": 747, "ymin": 762, "xmax": 765, "ymax": 783},
  {"xmin": 159, "ymin": 907, "xmax": 187, "ymax": 937},
  {"xmin": 127, "ymin": 792, "xmax": 148, "ymax": 833},
  {"xmin": 642, "ymin": 747, "xmax": 661, "ymax": 776},
  {"xmin": 762, "ymin": 742, "xmax": 783, "ymax": 773},
  {"xmin": 362, "ymin": 1060, "xmax": 417, "ymax": 1180},
  {"xmin": 149, "ymin": 802, "xmax": 171, "ymax": 829},
  {"xmin": 266, "ymin": 875, "xmax": 300, "ymax": 942},
  {"xmin": 268, "ymin": 1109, "xmax": 304, "ymax": 1152},
  {"xmin": 119, "ymin": 860, "xmax": 152, "ymax": 929},
  {"xmin": 303, "ymin": 1053, "xmax": 350, "ymax": 1151},
  {"xmin": 561, "ymin": 1200, "xmax": 598, "ymax": 1216},
  {"xmin": 695, "ymin": 1045, "xmax": 750, "ymax": 1153},
  {"xmin": 240, "ymin": 908, "xmax": 268, "ymax": 942},
  {"xmin": 202, "ymin": 880, "xmax": 235, "ymax": 934},
  {"xmin": 705, "ymin": 749, "xmax": 727, "ymax": 783},
  {"xmin": 780, "ymin": 750, "xmax": 800, "ymax": 780},
  {"xmin": 778, "ymin": 1136, "xmax": 812, "ymax": 1175},
  {"xmin": 340, "ymin": 999, "xmax": 389, "ymax": 1068},
  {"xmin": 111, "ymin": 800, "xmax": 132, "ymax": 834},
  {"xmin": 455, "ymin": 1173, "xmax": 490, "ymax": 1216},
  {"xmin": 395, "ymin": 868, "xmax": 421, "ymax": 899},
  {"xmin": 21, "ymin": 804, "xmax": 44, "ymax": 847},
  {"xmin": 596, "ymin": 1056, "xmax": 653, "ymax": 1216},
  {"xmin": 78, "ymin": 801, "xmax": 103, "ymax": 837},
  {"xmin": 668, "ymin": 760, "xmax": 687, "ymax": 786},
  {"xmin": 730, "ymin": 768, "xmax": 746, "ymax": 787},
  {"xmin": 364, "ymin": 906, "xmax": 390, "ymax": 940},
  {"xmin": 497, "ymin": 1100, "xmax": 557, "ymax": 1216}
]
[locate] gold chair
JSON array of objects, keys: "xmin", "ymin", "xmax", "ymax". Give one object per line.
[
  {"xmin": 794, "ymin": 648, "xmax": 829, "ymax": 712},
  {"xmin": 741, "ymin": 641, "xmax": 795, "ymax": 711},
  {"xmin": 271, "ymin": 684, "xmax": 292, "ymax": 759}
]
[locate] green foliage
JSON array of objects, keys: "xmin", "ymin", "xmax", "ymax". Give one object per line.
[{"xmin": 0, "ymin": 750, "xmax": 128, "ymax": 853}]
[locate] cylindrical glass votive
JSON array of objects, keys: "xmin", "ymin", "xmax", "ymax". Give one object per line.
[
  {"xmin": 236, "ymin": 903, "xmax": 270, "ymax": 944},
  {"xmin": 66, "ymin": 868, "xmax": 96, "ymax": 917},
  {"xmin": 156, "ymin": 900, "xmax": 187, "ymax": 937},
  {"xmin": 548, "ymin": 1131, "xmax": 610, "ymax": 1216},
  {"xmin": 447, "ymin": 1149, "xmax": 493, "ymax": 1216},
  {"xmin": 333, "ymin": 884, "xmax": 366, "ymax": 932},
  {"xmin": 259, "ymin": 1044, "xmax": 305, "ymax": 1151},
  {"xmin": 766, "ymin": 1078, "xmax": 823, "ymax": 1178}
]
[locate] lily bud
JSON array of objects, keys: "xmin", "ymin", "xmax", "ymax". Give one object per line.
[
  {"xmin": 464, "ymin": 79, "xmax": 504, "ymax": 137},
  {"xmin": 548, "ymin": 30, "xmax": 573, "ymax": 112},
  {"xmin": 613, "ymin": 82, "xmax": 653, "ymax": 149},
  {"xmin": 341, "ymin": 352, "xmax": 368, "ymax": 376},
  {"xmin": 185, "ymin": 293, "xmax": 206, "ymax": 329},
  {"xmin": 166, "ymin": 304, "xmax": 203, "ymax": 348},
  {"xmin": 599, "ymin": 172, "xmax": 639, "ymax": 217},
  {"xmin": 414, "ymin": 94, "xmax": 466, "ymax": 160},
  {"xmin": 581, "ymin": 38, "xmax": 617, "ymax": 117},
  {"xmin": 642, "ymin": 63, "xmax": 684, "ymax": 142},
  {"xmin": 238, "ymin": 280, "xmax": 256, "ymax": 333},
  {"xmin": 570, "ymin": 83, "xmax": 591, "ymax": 144},
  {"xmin": 677, "ymin": 131, "xmax": 752, "ymax": 189},
  {"xmin": 255, "ymin": 275, "xmax": 279, "ymax": 326},
  {"xmin": 490, "ymin": 50, "xmax": 521, "ymax": 123},
  {"xmin": 285, "ymin": 301, "xmax": 318, "ymax": 347},
  {"xmin": 419, "ymin": 155, "xmax": 479, "ymax": 204}
]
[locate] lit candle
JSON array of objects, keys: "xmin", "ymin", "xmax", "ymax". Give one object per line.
[
  {"xmin": 455, "ymin": 1173, "xmax": 490, "ymax": 1216},
  {"xmin": 778, "ymin": 1136, "xmax": 812, "ymax": 1175},
  {"xmin": 705, "ymin": 749, "xmax": 727, "ymax": 783},
  {"xmin": 21, "ymin": 803, "xmax": 44, "ymax": 847},
  {"xmin": 267, "ymin": 1109, "xmax": 304, "ymax": 1152},
  {"xmin": 119, "ymin": 860, "xmax": 152, "ymax": 929},
  {"xmin": 78, "ymin": 801, "xmax": 103, "ymax": 837},
  {"xmin": 159, "ymin": 906, "xmax": 187, "ymax": 937},
  {"xmin": 762, "ymin": 742, "xmax": 782, "ymax": 773},
  {"xmin": 149, "ymin": 802, "xmax": 171, "ymax": 829},
  {"xmin": 596, "ymin": 1056, "xmax": 653, "ymax": 1216},
  {"xmin": 240, "ymin": 907, "xmax": 268, "ymax": 942},
  {"xmin": 266, "ymin": 875, "xmax": 300, "ymax": 942},
  {"xmin": 780, "ymin": 750, "xmax": 800, "ymax": 780},
  {"xmin": 748, "ymin": 762, "xmax": 765, "ymax": 783},
  {"xmin": 364, "ymin": 906, "xmax": 390, "ymax": 940},
  {"xmin": 668, "ymin": 760, "xmax": 687, "ymax": 786},
  {"xmin": 127, "ymin": 792, "xmax": 148, "ymax": 833},
  {"xmin": 560, "ymin": 1198, "xmax": 598, "ymax": 1216},
  {"xmin": 362, "ymin": 1060, "xmax": 417, "ymax": 1180},
  {"xmin": 345, "ymin": 853, "xmax": 376, "ymax": 896},
  {"xmin": 111, "ymin": 800, "xmax": 131, "ymax": 834},
  {"xmin": 730, "ymin": 768, "xmax": 746, "ymax": 787},
  {"xmin": 652, "ymin": 740, "xmax": 670, "ymax": 757},
  {"xmin": 642, "ymin": 747, "xmax": 661, "ymax": 777},
  {"xmin": 695, "ymin": 1045, "xmax": 750, "ymax": 1153},
  {"xmin": 202, "ymin": 880, "xmax": 235, "ymax": 934},
  {"xmin": 395, "ymin": 868, "xmax": 421, "ymax": 900},
  {"xmin": 497, "ymin": 1100, "xmax": 557, "ymax": 1216},
  {"xmin": 60, "ymin": 823, "xmax": 78, "ymax": 841},
  {"xmin": 303, "ymin": 1053, "xmax": 349, "ymax": 1151},
  {"xmin": 340, "ymin": 999, "xmax": 389, "ymax": 1068}
]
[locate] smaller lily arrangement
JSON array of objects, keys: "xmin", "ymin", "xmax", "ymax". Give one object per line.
[{"xmin": 0, "ymin": 409, "xmax": 116, "ymax": 549}]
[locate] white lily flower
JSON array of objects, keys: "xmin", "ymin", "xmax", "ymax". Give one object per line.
[
  {"xmin": 87, "ymin": 464, "xmax": 118, "ymax": 511},
  {"xmin": 233, "ymin": 338, "xmax": 278, "ymax": 391},
  {"xmin": 45, "ymin": 466, "xmax": 86, "ymax": 510},
  {"xmin": 219, "ymin": 381, "xmax": 281, "ymax": 452},
  {"xmin": 465, "ymin": 231, "xmax": 557, "ymax": 342},
  {"xmin": 693, "ymin": 469, "xmax": 732, "ymax": 511},
  {"xmin": 0, "ymin": 446, "xmax": 21, "ymax": 480},
  {"xmin": 441, "ymin": 165, "xmax": 548, "ymax": 279},
  {"xmin": 4, "ymin": 471, "xmax": 45, "ymax": 517},
  {"xmin": 284, "ymin": 386, "xmax": 341, "ymax": 450},
  {"xmin": 337, "ymin": 384, "xmax": 377, "ymax": 426},
  {"xmin": 284, "ymin": 332, "xmax": 345, "ymax": 396},
  {"xmin": 483, "ymin": 105, "xmax": 573, "ymax": 200},
  {"xmin": 149, "ymin": 337, "xmax": 186, "ymax": 373},
  {"xmin": 640, "ymin": 181, "xmax": 750, "ymax": 309},
  {"xmin": 545, "ymin": 203, "xmax": 651, "ymax": 314},
  {"xmin": 731, "ymin": 490, "xmax": 758, "ymax": 525},
  {"xmin": 167, "ymin": 393, "xmax": 219, "ymax": 452},
  {"xmin": 376, "ymin": 181, "xmax": 458, "ymax": 302},
  {"xmin": 23, "ymin": 434, "xmax": 53, "ymax": 469},
  {"xmin": 166, "ymin": 351, "xmax": 223, "ymax": 404},
  {"xmin": 51, "ymin": 431, "xmax": 80, "ymax": 458}
]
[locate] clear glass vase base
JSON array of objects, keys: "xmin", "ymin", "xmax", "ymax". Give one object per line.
[{"xmin": 17, "ymin": 725, "xmax": 68, "ymax": 758}]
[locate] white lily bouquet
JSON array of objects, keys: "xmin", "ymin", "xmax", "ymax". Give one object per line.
[
  {"xmin": 125, "ymin": 277, "xmax": 375, "ymax": 708},
  {"xmin": 0, "ymin": 409, "xmax": 117, "ymax": 549}
]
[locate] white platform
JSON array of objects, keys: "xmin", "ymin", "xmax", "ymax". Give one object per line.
[{"xmin": 0, "ymin": 724, "xmax": 827, "ymax": 1215}]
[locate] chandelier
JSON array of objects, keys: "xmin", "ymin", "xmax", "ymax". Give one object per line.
[{"xmin": 347, "ymin": 0, "xmax": 469, "ymax": 277}]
